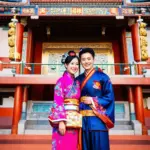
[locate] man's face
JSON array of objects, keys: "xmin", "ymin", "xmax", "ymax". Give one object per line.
[{"xmin": 80, "ymin": 52, "xmax": 94, "ymax": 71}]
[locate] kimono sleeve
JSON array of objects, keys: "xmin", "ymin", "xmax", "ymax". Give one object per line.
[
  {"xmin": 48, "ymin": 79, "xmax": 67, "ymax": 123},
  {"xmin": 93, "ymin": 75, "xmax": 114, "ymax": 108}
]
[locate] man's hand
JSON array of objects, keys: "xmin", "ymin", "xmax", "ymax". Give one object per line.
[
  {"xmin": 58, "ymin": 121, "xmax": 66, "ymax": 135},
  {"xmin": 81, "ymin": 96, "xmax": 92, "ymax": 104},
  {"xmin": 91, "ymin": 106, "xmax": 99, "ymax": 115}
]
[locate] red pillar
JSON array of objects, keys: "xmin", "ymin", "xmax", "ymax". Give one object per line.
[
  {"xmin": 24, "ymin": 28, "xmax": 33, "ymax": 74},
  {"xmin": 121, "ymin": 29, "xmax": 130, "ymax": 74},
  {"xmin": 21, "ymin": 86, "xmax": 28, "ymax": 120},
  {"xmin": 137, "ymin": 64, "xmax": 143, "ymax": 75},
  {"xmin": 128, "ymin": 87, "xmax": 136, "ymax": 120},
  {"xmin": 131, "ymin": 23, "xmax": 141, "ymax": 62},
  {"xmin": 11, "ymin": 86, "xmax": 23, "ymax": 134},
  {"xmin": 16, "ymin": 23, "xmax": 24, "ymax": 61},
  {"xmin": 134, "ymin": 86, "xmax": 144, "ymax": 124},
  {"xmin": 23, "ymin": 86, "xmax": 28, "ymax": 103},
  {"xmin": 16, "ymin": 64, "xmax": 20, "ymax": 74},
  {"xmin": 128, "ymin": 87, "xmax": 134, "ymax": 103},
  {"xmin": 131, "ymin": 23, "xmax": 147, "ymax": 134},
  {"xmin": 134, "ymin": 86, "xmax": 148, "ymax": 134}
]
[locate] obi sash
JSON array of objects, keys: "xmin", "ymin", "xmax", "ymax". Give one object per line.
[{"xmin": 64, "ymin": 99, "xmax": 82, "ymax": 150}]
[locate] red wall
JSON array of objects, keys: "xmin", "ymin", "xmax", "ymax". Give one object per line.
[
  {"xmin": 112, "ymin": 41, "xmax": 121, "ymax": 74},
  {"xmin": 112, "ymin": 41, "xmax": 125, "ymax": 101},
  {"xmin": 144, "ymin": 109, "xmax": 150, "ymax": 129},
  {"xmin": 31, "ymin": 42, "xmax": 46, "ymax": 100},
  {"xmin": 0, "ymin": 108, "xmax": 13, "ymax": 117},
  {"xmin": 33, "ymin": 42, "xmax": 42, "ymax": 74},
  {"xmin": 0, "ymin": 108, "xmax": 13, "ymax": 128},
  {"xmin": 0, "ymin": 57, "xmax": 10, "ymax": 62}
]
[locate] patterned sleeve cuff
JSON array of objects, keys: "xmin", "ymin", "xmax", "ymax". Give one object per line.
[
  {"xmin": 48, "ymin": 102, "xmax": 67, "ymax": 123},
  {"xmin": 92, "ymin": 97, "xmax": 106, "ymax": 115},
  {"xmin": 92, "ymin": 97, "xmax": 99, "ymax": 108}
]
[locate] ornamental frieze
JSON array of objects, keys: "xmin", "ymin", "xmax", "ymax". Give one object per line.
[
  {"xmin": 37, "ymin": 7, "xmax": 147, "ymax": 16},
  {"xmin": 124, "ymin": 0, "xmax": 150, "ymax": 6},
  {"xmin": 43, "ymin": 43, "xmax": 113, "ymax": 51},
  {"xmin": 42, "ymin": 42, "xmax": 114, "ymax": 75},
  {"xmin": 38, "ymin": 7, "xmax": 135, "ymax": 16},
  {"xmin": 38, "ymin": 7, "xmax": 121, "ymax": 16},
  {"xmin": 0, "ymin": 5, "xmax": 149, "ymax": 16},
  {"xmin": 0, "ymin": 0, "xmax": 28, "ymax": 6},
  {"xmin": 22, "ymin": 8, "xmax": 35, "ymax": 15},
  {"xmin": 30, "ymin": 0, "xmax": 122, "ymax": 3}
]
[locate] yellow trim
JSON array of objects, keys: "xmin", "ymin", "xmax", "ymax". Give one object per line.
[
  {"xmin": 80, "ymin": 110, "xmax": 95, "ymax": 116},
  {"xmin": 64, "ymin": 98, "xmax": 79, "ymax": 106},
  {"xmin": 81, "ymin": 68, "xmax": 95, "ymax": 90},
  {"xmin": 80, "ymin": 96, "xmax": 90, "ymax": 103}
]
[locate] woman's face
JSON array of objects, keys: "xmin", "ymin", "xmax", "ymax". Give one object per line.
[
  {"xmin": 80, "ymin": 52, "xmax": 94, "ymax": 71},
  {"xmin": 65, "ymin": 57, "xmax": 79, "ymax": 75}
]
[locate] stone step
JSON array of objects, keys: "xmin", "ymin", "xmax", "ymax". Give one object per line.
[
  {"xmin": 115, "ymin": 121, "xmax": 131, "ymax": 125},
  {"xmin": 148, "ymin": 130, "xmax": 150, "ymax": 135},
  {"xmin": 0, "ymin": 129, "xmax": 11, "ymax": 135},
  {"xmin": 26, "ymin": 124, "xmax": 133, "ymax": 130},
  {"xmin": 26, "ymin": 120, "xmax": 52, "ymax": 130},
  {"xmin": 0, "ymin": 135, "xmax": 150, "ymax": 150},
  {"xmin": 26, "ymin": 124, "xmax": 52, "ymax": 130},
  {"xmin": 111, "ymin": 125, "xmax": 133, "ymax": 130},
  {"xmin": 25, "ymin": 120, "xmax": 135, "ymax": 135},
  {"xmin": 24, "ymin": 129, "xmax": 135, "ymax": 135},
  {"xmin": 25, "ymin": 129, "xmax": 52, "ymax": 135},
  {"xmin": 109, "ymin": 130, "xmax": 134, "ymax": 135},
  {"xmin": 26, "ymin": 120, "xmax": 132, "ymax": 125},
  {"xmin": 26, "ymin": 120, "xmax": 49, "ymax": 125}
]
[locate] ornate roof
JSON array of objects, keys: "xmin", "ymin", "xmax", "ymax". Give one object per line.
[
  {"xmin": 30, "ymin": 0, "xmax": 122, "ymax": 3},
  {"xmin": 0, "ymin": 0, "xmax": 122, "ymax": 6},
  {"xmin": 0, "ymin": 0, "xmax": 28, "ymax": 6},
  {"xmin": 125, "ymin": 1, "xmax": 150, "ymax": 6}
]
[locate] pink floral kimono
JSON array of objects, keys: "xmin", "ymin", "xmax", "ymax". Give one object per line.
[{"xmin": 49, "ymin": 71, "xmax": 80, "ymax": 150}]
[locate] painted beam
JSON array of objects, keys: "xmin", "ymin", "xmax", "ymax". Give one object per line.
[
  {"xmin": 0, "ymin": 75, "xmax": 150, "ymax": 85},
  {"xmin": 0, "ymin": 7, "xmax": 149, "ymax": 16}
]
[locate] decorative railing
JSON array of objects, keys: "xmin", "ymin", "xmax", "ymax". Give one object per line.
[{"xmin": 1, "ymin": 62, "xmax": 150, "ymax": 76}]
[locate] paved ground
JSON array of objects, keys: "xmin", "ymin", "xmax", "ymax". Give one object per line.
[{"xmin": 0, "ymin": 135, "xmax": 150, "ymax": 150}]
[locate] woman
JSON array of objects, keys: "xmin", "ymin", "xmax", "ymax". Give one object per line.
[{"xmin": 48, "ymin": 50, "xmax": 81, "ymax": 150}]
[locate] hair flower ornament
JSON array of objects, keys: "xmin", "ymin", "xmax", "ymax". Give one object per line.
[
  {"xmin": 61, "ymin": 50, "xmax": 76, "ymax": 64},
  {"xmin": 80, "ymin": 48, "xmax": 83, "ymax": 52},
  {"xmin": 61, "ymin": 53, "xmax": 69, "ymax": 64},
  {"xmin": 69, "ymin": 51, "xmax": 76, "ymax": 56}
]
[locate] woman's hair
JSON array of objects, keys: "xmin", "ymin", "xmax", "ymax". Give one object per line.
[
  {"xmin": 79, "ymin": 48, "xmax": 95, "ymax": 58},
  {"xmin": 61, "ymin": 50, "xmax": 79, "ymax": 65}
]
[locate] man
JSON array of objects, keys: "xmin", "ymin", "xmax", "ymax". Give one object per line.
[{"xmin": 76, "ymin": 48, "xmax": 115, "ymax": 150}]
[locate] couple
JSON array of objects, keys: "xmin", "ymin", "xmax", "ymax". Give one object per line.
[{"xmin": 49, "ymin": 48, "xmax": 115, "ymax": 150}]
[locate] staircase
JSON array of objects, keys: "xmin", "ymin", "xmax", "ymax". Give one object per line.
[
  {"xmin": 110, "ymin": 120, "xmax": 135, "ymax": 135},
  {"xmin": 25, "ymin": 120, "xmax": 52, "ymax": 135},
  {"xmin": 0, "ymin": 135, "xmax": 150, "ymax": 150},
  {"xmin": 23, "ymin": 120, "xmax": 140, "ymax": 135}
]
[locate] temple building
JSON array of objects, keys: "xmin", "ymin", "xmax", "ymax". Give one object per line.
[{"xmin": 0, "ymin": 0, "xmax": 150, "ymax": 137}]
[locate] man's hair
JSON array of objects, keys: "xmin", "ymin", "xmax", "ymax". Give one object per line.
[{"xmin": 79, "ymin": 48, "xmax": 95, "ymax": 58}]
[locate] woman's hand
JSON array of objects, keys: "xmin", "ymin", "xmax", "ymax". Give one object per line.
[
  {"xmin": 58, "ymin": 121, "xmax": 66, "ymax": 135},
  {"xmin": 81, "ymin": 96, "xmax": 92, "ymax": 104}
]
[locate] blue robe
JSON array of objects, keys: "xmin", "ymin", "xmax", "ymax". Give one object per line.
[{"xmin": 76, "ymin": 68, "xmax": 115, "ymax": 150}]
